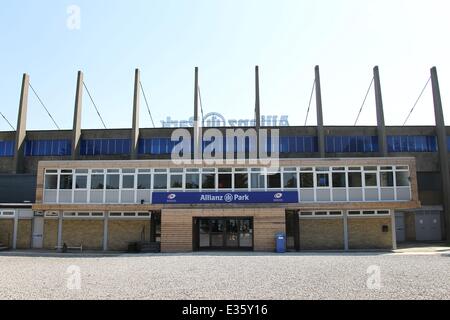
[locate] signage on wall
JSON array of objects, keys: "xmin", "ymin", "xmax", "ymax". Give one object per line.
[{"xmin": 152, "ymin": 191, "xmax": 299, "ymax": 205}]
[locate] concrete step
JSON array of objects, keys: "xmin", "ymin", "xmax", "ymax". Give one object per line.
[
  {"xmin": 0, "ymin": 246, "xmax": 9, "ymax": 251},
  {"xmin": 140, "ymin": 242, "xmax": 161, "ymax": 253}
]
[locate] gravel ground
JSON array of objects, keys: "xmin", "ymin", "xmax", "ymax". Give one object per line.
[{"xmin": 0, "ymin": 252, "xmax": 449, "ymax": 300}]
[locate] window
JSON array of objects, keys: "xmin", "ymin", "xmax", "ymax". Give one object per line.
[
  {"xmin": 348, "ymin": 172, "xmax": 362, "ymax": 188},
  {"xmin": 80, "ymin": 139, "xmax": 131, "ymax": 156},
  {"xmin": 153, "ymin": 170, "xmax": 168, "ymax": 190},
  {"xmin": 45, "ymin": 174, "xmax": 58, "ymax": 190},
  {"xmin": 137, "ymin": 169, "xmax": 151, "ymax": 190},
  {"xmin": 332, "ymin": 172, "xmax": 346, "ymax": 188},
  {"xmin": 364, "ymin": 173, "xmax": 378, "ymax": 187},
  {"xmin": 59, "ymin": 170, "xmax": 73, "ymax": 190},
  {"xmin": 91, "ymin": 170, "xmax": 105, "ymax": 190},
  {"xmin": 25, "ymin": 140, "xmax": 71, "ymax": 156},
  {"xmin": 396, "ymin": 171, "xmax": 410, "ymax": 187},
  {"xmin": 300, "ymin": 172, "xmax": 313, "ymax": 188},
  {"xmin": 169, "ymin": 168, "xmax": 183, "ymax": 189},
  {"xmin": 326, "ymin": 136, "xmax": 378, "ymax": 153},
  {"xmin": 234, "ymin": 169, "xmax": 248, "ymax": 189},
  {"xmin": 218, "ymin": 168, "xmax": 232, "ymax": 189},
  {"xmin": 186, "ymin": 169, "xmax": 200, "ymax": 189},
  {"xmin": 106, "ymin": 170, "xmax": 120, "ymax": 190},
  {"xmin": 283, "ymin": 172, "xmax": 297, "ymax": 189},
  {"xmin": 380, "ymin": 172, "xmax": 394, "ymax": 187},
  {"xmin": 0, "ymin": 140, "xmax": 14, "ymax": 157},
  {"xmin": 250, "ymin": 169, "xmax": 265, "ymax": 189},
  {"xmin": 316, "ymin": 169, "xmax": 330, "ymax": 188},
  {"xmin": 202, "ymin": 169, "xmax": 216, "ymax": 189},
  {"xmin": 122, "ymin": 171, "xmax": 135, "ymax": 189},
  {"xmin": 267, "ymin": 171, "xmax": 281, "ymax": 189},
  {"xmin": 138, "ymin": 138, "xmax": 172, "ymax": 155},
  {"xmin": 387, "ymin": 136, "xmax": 437, "ymax": 153}
]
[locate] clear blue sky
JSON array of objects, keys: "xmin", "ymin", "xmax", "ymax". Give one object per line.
[{"xmin": 1, "ymin": 0, "xmax": 449, "ymax": 131}]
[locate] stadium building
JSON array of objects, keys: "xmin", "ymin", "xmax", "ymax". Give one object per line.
[{"xmin": 0, "ymin": 66, "xmax": 448, "ymax": 252}]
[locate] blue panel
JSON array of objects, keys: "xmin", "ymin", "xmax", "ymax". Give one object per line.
[
  {"xmin": 138, "ymin": 139, "xmax": 145, "ymax": 154},
  {"xmin": 325, "ymin": 136, "xmax": 333, "ymax": 153},
  {"xmin": 304, "ymin": 137, "xmax": 312, "ymax": 153},
  {"xmin": 447, "ymin": 137, "xmax": 450, "ymax": 152},
  {"xmin": 151, "ymin": 138, "xmax": 160, "ymax": 154},
  {"xmin": 152, "ymin": 191, "xmax": 299, "ymax": 205},
  {"xmin": 280, "ymin": 137, "xmax": 289, "ymax": 153}
]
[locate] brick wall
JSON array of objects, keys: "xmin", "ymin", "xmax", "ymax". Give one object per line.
[
  {"xmin": 62, "ymin": 220, "xmax": 104, "ymax": 250},
  {"xmin": 108, "ymin": 220, "xmax": 151, "ymax": 251},
  {"xmin": 17, "ymin": 219, "xmax": 32, "ymax": 249},
  {"xmin": 348, "ymin": 217, "xmax": 392, "ymax": 249},
  {"xmin": 299, "ymin": 218, "xmax": 344, "ymax": 250},
  {"xmin": 0, "ymin": 219, "xmax": 13, "ymax": 247},
  {"xmin": 43, "ymin": 219, "xmax": 58, "ymax": 250}
]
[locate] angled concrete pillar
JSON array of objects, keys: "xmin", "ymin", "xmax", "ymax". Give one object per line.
[
  {"xmin": 430, "ymin": 66, "xmax": 450, "ymax": 242},
  {"xmin": 193, "ymin": 67, "xmax": 201, "ymax": 161},
  {"xmin": 255, "ymin": 66, "xmax": 261, "ymax": 158},
  {"xmin": 131, "ymin": 69, "xmax": 140, "ymax": 159},
  {"xmin": 13, "ymin": 74, "xmax": 30, "ymax": 173},
  {"xmin": 103, "ymin": 213, "xmax": 109, "ymax": 251},
  {"xmin": 71, "ymin": 71, "xmax": 83, "ymax": 159},
  {"xmin": 315, "ymin": 66, "xmax": 325, "ymax": 158},
  {"xmin": 373, "ymin": 66, "xmax": 388, "ymax": 157}
]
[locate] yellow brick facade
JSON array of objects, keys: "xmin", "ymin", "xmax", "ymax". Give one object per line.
[
  {"xmin": 108, "ymin": 220, "xmax": 151, "ymax": 251},
  {"xmin": 17, "ymin": 219, "xmax": 32, "ymax": 249},
  {"xmin": 299, "ymin": 218, "xmax": 344, "ymax": 250},
  {"xmin": 43, "ymin": 219, "xmax": 58, "ymax": 250},
  {"xmin": 348, "ymin": 217, "xmax": 392, "ymax": 249},
  {"xmin": 62, "ymin": 220, "xmax": 104, "ymax": 250},
  {"xmin": 0, "ymin": 219, "xmax": 14, "ymax": 248}
]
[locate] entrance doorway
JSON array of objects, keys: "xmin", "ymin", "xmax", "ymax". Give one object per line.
[{"xmin": 193, "ymin": 217, "xmax": 253, "ymax": 251}]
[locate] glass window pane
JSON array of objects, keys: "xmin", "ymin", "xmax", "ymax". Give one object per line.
[
  {"xmin": 251, "ymin": 173, "xmax": 265, "ymax": 189},
  {"xmin": 283, "ymin": 172, "xmax": 297, "ymax": 188},
  {"xmin": 75, "ymin": 176, "xmax": 87, "ymax": 189},
  {"xmin": 316, "ymin": 173, "xmax": 329, "ymax": 187},
  {"xmin": 59, "ymin": 174, "xmax": 73, "ymax": 190},
  {"xmin": 202, "ymin": 173, "xmax": 216, "ymax": 189},
  {"xmin": 45, "ymin": 175, "xmax": 58, "ymax": 190},
  {"xmin": 300, "ymin": 173, "xmax": 313, "ymax": 188},
  {"xmin": 365, "ymin": 173, "xmax": 378, "ymax": 187},
  {"xmin": 106, "ymin": 174, "xmax": 119, "ymax": 189},
  {"xmin": 267, "ymin": 173, "xmax": 281, "ymax": 189},
  {"xmin": 137, "ymin": 174, "xmax": 151, "ymax": 189},
  {"xmin": 396, "ymin": 172, "xmax": 410, "ymax": 187},
  {"xmin": 381, "ymin": 172, "xmax": 394, "ymax": 187},
  {"xmin": 91, "ymin": 174, "xmax": 104, "ymax": 190},
  {"xmin": 348, "ymin": 172, "xmax": 362, "ymax": 188},
  {"xmin": 122, "ymin": 175, "xmax": 135, "ymax": 189},
  {"xmin": 218, "ymin": 174, "xmax": 232, "ymax": 189},
  {"xmin": 186, "ymin": 174, "xmax": 200, "ymax": 189},
  {"xmin": 234, "ymin": 173, "xmax": 248, "ymax": 189},
  {"xmin": 332, "ymin": 172, "xmax": 346, "ymax": 188},
  {"xmin": 170, "ymin": 174, "xmax": 183, "ymax": 188},
  {"xmin": 153, "ymin": 174, "xmax": 167, "ymax": 189}
]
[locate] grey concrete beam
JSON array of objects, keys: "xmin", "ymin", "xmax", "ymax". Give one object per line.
[
  {"xmin": 315, "ymin": 66, "xmax": 325, "ymax": 158},
  {"xmin": 13, "ymin": 74, "xmax": 30, "ymax": 173},
  {"xmin": 193, "ymin": 67, "xmax": 201, "ymax": 161},
  {"xmin": 431, "ymin": 66, "xmax": 450, "ymax": 241},
  {"xmin": 373, "ymin": 66, "xmax": 388, "ymax": 156},
  {"xmin": 131, "ymin": 69, "xmax": 140, "ymax": 159},
  {"xmin": 71, "ymin": 71, "xmax": 83, "ymax": 160},
  {"xmin": 255, "ymin": 66, "xmax": 261, "ymax": 158}
]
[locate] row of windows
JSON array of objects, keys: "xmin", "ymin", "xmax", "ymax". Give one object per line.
[
  {"xmin": 25, "ymin": 140, "xmax": 71, "ymax": 156},
  {"xmin": 80, "ymin": 139, "xmax": 131, "ymax": 156},
  {"xmin": 44, "ymin": 166, "xmax": 411, "ymax": 191},
  {"xmin": 387, "ymin": 136, "xmax": 437, "ymax": 153},
  {"xmin": 0, "ymin": 140, "xmax": 14, "ymax": 157},
  {"xmin": 2, "ymin": 135, "xmax": 448, "ymax": 157},
  {"xmin": 326, "ymin": 136, "xmax": 379, "ymax": 153}
]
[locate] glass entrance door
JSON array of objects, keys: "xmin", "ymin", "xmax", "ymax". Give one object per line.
[{"xmin": 196, "ymin": 218, "xmax": 253, "ymax": 250}]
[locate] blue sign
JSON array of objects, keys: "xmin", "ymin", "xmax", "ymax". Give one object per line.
[{"xmin": 152, "ymin": 191, "xmax": 299, "ymax": 205}]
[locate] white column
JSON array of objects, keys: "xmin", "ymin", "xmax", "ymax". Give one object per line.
[
  {"xmin": 103, "ymin": 213, "xmax": 109, "ymax": 251},
  {"xmin": 57, "ymin": 212, "xmax": 63, "ymax": 250},
  {"xmin": 12, "ymin": 212, "xmax": 19, "ymax": 250},
  {"xmin": 391, "ymin": 211, "xmax": 397, "ymax": 250},
  {"xmin": 343, "ymin": 211, "xmax": 349, "ymax": 251}
]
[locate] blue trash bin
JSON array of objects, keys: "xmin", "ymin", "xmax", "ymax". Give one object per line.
[{"xmin": 275, "ymin": 232, "xmax": 286, "ymax": 253}]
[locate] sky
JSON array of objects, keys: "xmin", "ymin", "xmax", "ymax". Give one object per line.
[{"xmin": 0, "ymin": 0, "xmax": 449, "ymax": 131}]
